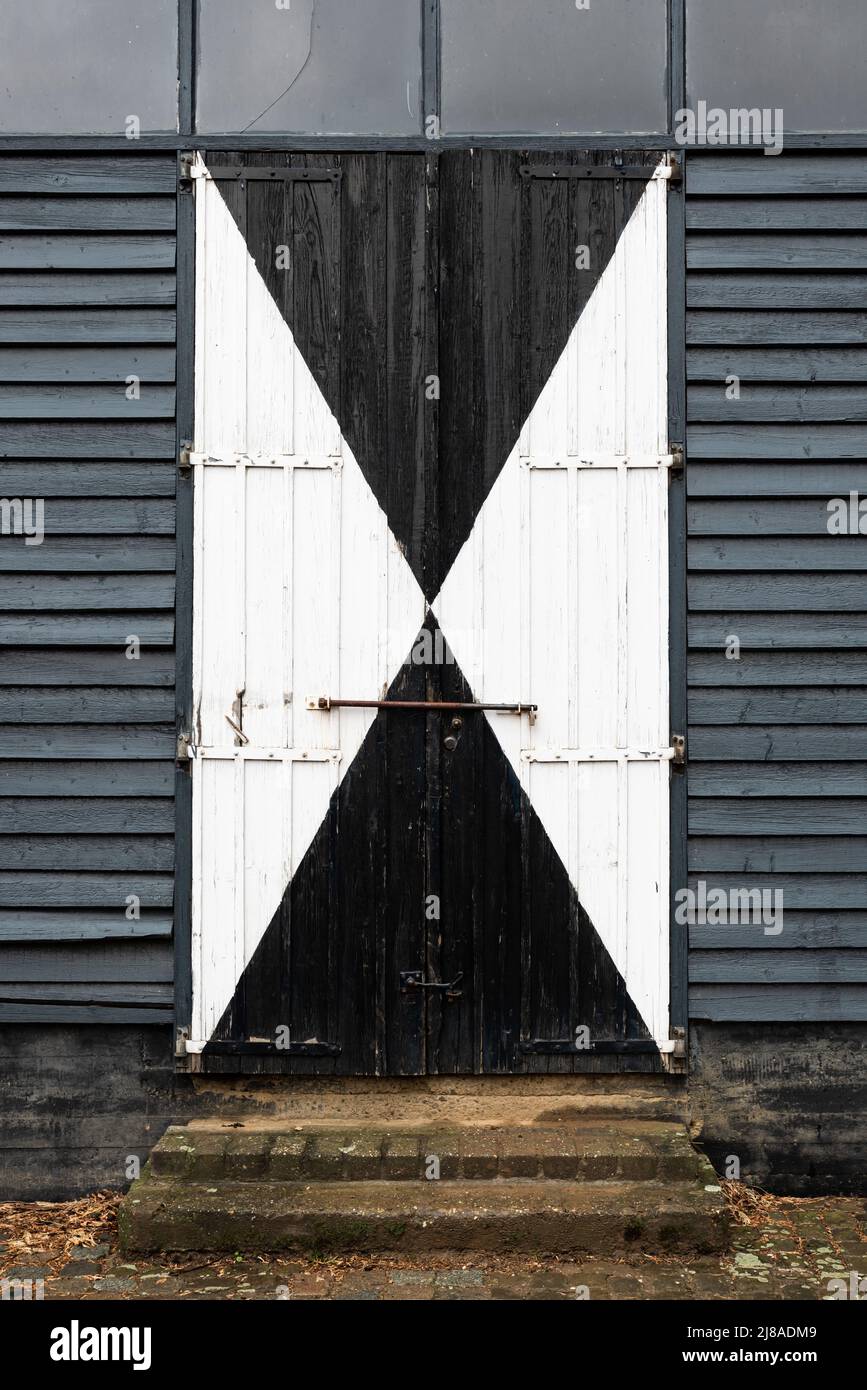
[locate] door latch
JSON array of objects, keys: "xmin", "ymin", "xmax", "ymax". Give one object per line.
[
  {"xmin": 400, "ymin": 970, "xmax": 464, "ymax": 1000},
  {"xmin": 308, "ymin": 696, "xmax": 536, "ymax": 718}
]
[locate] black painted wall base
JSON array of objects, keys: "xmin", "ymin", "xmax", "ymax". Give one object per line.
[
  {"xmin": 689, "ymin": 1023, "xmax": 867, "ymax": 1196},
  {"xmin": 1, "ymin": 1024, "xmax": 865, "ymax": 1199},
  {"xmin": 0, "ymin": 1026, "xmax": 181, "ymax": 1201}
]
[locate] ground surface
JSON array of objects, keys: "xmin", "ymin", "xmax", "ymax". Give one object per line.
[{"xmin": 1, "ymin": 1187, "xmax": 864, "ymax": 1300}]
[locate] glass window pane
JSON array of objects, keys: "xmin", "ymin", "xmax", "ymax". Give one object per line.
[
  {"xmin": 687, "ymin": 0, "xmax": 867, "ymax": 133},
  {"xmin": 196, "ymin": 0, "xmax": 422, "ymax": 135},
  {"xmin": 0, "ymin": 0, "xmax": 178, "ymax": 134},
  {"xmin": 440, "ymin": 0, "xmax": 668, "ymax": 135}
]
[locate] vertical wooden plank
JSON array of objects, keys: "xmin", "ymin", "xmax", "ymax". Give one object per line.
[
  {"xmin": 174, "ymin": 151, "xmax": 195, "ymax": 1040},
  {"xmin": 385, "ymin": 154, "xmax": 428, "ymax": 1075},
  {"xmin": 200, "ymin": 176, "xmax": 246, "ymax": 454},
  {"xmin": 669, "ymin": 153, "xmax": 689, "ymax": 1039},
  {"xmin": 245, "ymin": 179, "xmax": 293, "ymax": 456},
  {"xmin": 292, "ymin": 170, "xmax": 339, "ymax": 457}
]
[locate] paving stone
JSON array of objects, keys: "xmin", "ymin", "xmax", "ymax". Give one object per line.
[
  {"xmin": 45, "ymin": 1277, "xmax": 97, "ymax": 1298},
  {"xmin": 733, "ymin": 1251, "xmax": 766, "ymax": 1269},
  {"xmin": 434, "ymin": 1273, "xmax": 491, "ymax": 1300},
  {"xmin": 276, "ymin": 1274, "xmax": 330, "ymax": 1299},
  {"xmin": 69, "ymin": 1243, "xmax": 110, "ymax": 1261},
  {"xmin": 333, "ymin": 1272, "xmax": 388, "ymax": 1300},
  {"xmin": 390, "ymin": 1270, "xmax": 436, "ymax": 1287},
  {"xmin": 434, "ymin": 1268, "xmax": 484, "ymax": 1287}
]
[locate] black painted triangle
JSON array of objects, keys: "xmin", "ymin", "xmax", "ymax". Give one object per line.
[
  {"xmin": 207, "ymin": 151, "xmax": 657, "ymax": 601},
  {"xmin": 206, "ymin": 614, "xmax": 653, "ymax": 1072}
]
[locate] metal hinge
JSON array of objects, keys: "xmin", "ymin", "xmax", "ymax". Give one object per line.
[
  {"xmin": 520, "ymin": 154, "xmax": 681, "ymax": 183},
  {"xmin": 204, "ymin": 165, "xmax": 341, "ymax": 185},
  {"xmin": 663, "ymin": 1026, "xmax": 687, "ymax": 1074},
  {"xmin": 178, "ymin": 440, "xmax": 193, "ymax": 478},
  {"xmin": 178, "ymin": 152, "xmax": 197, "ymax": 183},
  {"xmin": 668, "ymin": 442, "xmax": 684, "ymax": 476},
  {"xmin": 176, "ymin": 731, "xmax": 196, "ymax": 767},
  {"xmin": 671, "ymin": 733, "xmax": 686, "ymax": 769}
]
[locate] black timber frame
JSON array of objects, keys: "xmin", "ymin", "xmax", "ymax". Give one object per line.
[{"xmin": 171, "ymin": 148, "xmax": 687, "ymax": 1071}]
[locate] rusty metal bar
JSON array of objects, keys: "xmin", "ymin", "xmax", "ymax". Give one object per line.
[{"xmin": 306, "ymin": 696, "xmax": 537, "ymax": 715}]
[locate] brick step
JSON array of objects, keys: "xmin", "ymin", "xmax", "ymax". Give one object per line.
[
  {"xmin": 149, "ymin": 1121, "xmax": 707, "ymax": 1185},
  {"xmin": 120, "ymin": 1176, "xmax": 729, "ymax": 1256}
]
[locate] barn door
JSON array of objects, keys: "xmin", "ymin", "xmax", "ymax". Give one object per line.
[{"xmin": 188, "ymin": 151, "xmax": 674, "ymax": 1073}]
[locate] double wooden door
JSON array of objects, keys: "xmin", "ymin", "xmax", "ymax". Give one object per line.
[{"xmin": 189, "ymin": 150, "xmax": 673, "ymax": 1073}]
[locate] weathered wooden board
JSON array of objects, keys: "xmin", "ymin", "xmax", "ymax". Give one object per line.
[
  {"xmin": 690, "ymin": 727, "xmax": 867, "ymax": 761},
  {"xmin": 686, "ymin": 156, "xmax": 867, "ymax": 196},
  {"xmin": 0, "ymin": 798, "xmax": 174, "ymax": 833},
  {"xmin": 0, "ymin": 910, "xmax": 173, "ymax": 942},
  {"xmin": 0, "ymin": 575, "xmax": 175, "ymax": 610},
  {"xmin": 688, "ymin": 615, "xmax": 867, "ymax": 649},
  {"xmin": 686, "ymin": 234, "xmax": 867, "ymax": 271},
  {"xmin": 0, "ymin": 687, "xmax": 174, "ymax": 722},
  {"xmin": 0, "ymin": 727, "xmax": 175, "ymax": 758},
  {"xmin": 689, "ymin": 687, "xmax": 867, "ymax": 725},
  {"xmin": 689, "ymin": 798, "xmax": 867, "ymax": 835},
  {"xmin": 0, "ymin": 309, "xmax": 176, "ymax": 342},
  {"xmin": 688, "ymin": 574, "xmax": 867, "ymax": 611},
  {"xmin": 687, "ymin": 837, "xmax": 867, "ymax": 873},
  {"xmin": 0, "ymin": 197, "xmax": 175, "ymax": 231},
  {"xmin": 0, "ymin": 836, "xmax": 173, "ymax": 869},
  {"xmin": 688, "ymin": 985, "xmax": 867, "ymax": 1022},
  {"xmin": 0, "ymin": 348, "xmax": 176, "ymax": 382},
  {"xmin": 0, "ymin": 941, "xmax": 173, "ymax": 982},
  {"xmin": 0, "ymin": 158, "xmax": 176, "ymax": 195}
]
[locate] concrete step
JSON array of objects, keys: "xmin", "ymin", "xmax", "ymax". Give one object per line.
[
  {"xmin": 148, "ymin": 1121, "xmax": 706, "ymax": 1185},
  {"xmin": 120, "ymin": 1176, "xmax": 729, "ymax": 1256},
  {"xmin": 121, "ymin": 1118, "xmax": 728, "ymax": 1255}
]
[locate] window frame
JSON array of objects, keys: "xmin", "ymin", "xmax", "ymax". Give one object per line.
[{"xmin": 0, "ymin": 0, "xmax": 864, "ymax": 149}]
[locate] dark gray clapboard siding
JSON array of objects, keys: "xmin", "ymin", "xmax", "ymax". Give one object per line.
[
  {"xmin": 0, "ymin": 157, "xmax": 176, "ymax": 1022},
  {"xmin": 0, "ymin": 349, "xmax": 176, "ymax": 383},
  {"xmin": 0, "ymin": 462, "xmax": 176, "ymax": 496},
  {"xmin": 686, "ymin": 151, "xmax": 867, "ymax": 1023},
  {"xmin": 0, "ymin": 910, "xmax": 173, "ymax": 942}
]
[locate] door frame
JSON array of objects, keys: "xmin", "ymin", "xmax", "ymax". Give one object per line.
[{"xmin": 171, "ymin": 145, "xmax": 689, "ymax": 1073}]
